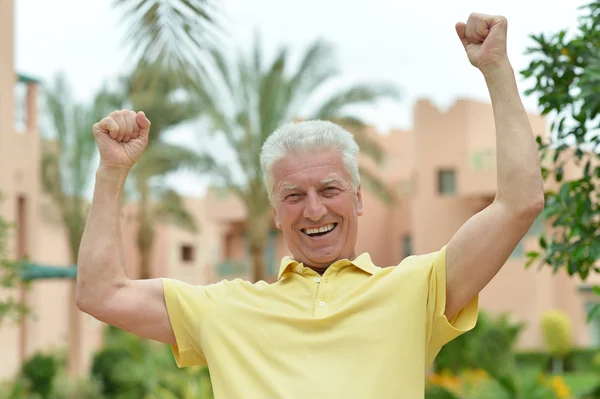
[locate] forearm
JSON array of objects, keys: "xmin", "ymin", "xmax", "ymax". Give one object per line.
[
  {"xmin": 484, "ymin": 62, "xmax": 544, "ymax": 212},
  {"xmin": 76, "ymin": 165, "xmax": 130, "ymax": 310}
]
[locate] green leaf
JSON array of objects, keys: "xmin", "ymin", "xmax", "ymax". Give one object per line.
[
  {"xmin": 112, "ymin": 0, "xmax": 221, "ymax": 77},
  {"xmin": 587, "ymin": 304, "xmax": 600, "ymax": 323},
  {"xmin": 556, "ymin": 166, "xmax": 564, "ymax": 182}
]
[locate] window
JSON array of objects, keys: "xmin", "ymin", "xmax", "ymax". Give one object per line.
[
  {"xmin": 180, "ymin": 244, "xmax": 195, "ymax": 263},
  {"xmin": 14, "ymin": 83, "xmax": 28, "ymax": 133},
  {"xmin": 586, "ymin": 302, "xmax": 600, "ymax": 347},
  {"xmin": 438, "ymin": 169, "xmax": 456, "ymax": 195},
  {"xmin": 267, "ymin": 230, "xmax": 278, "ymax": 276},
  {"xmin": 402, "ymin": 235, "xmax": 412, "ymax": 258},
  {"xmin": 17, "ymin": 195, "xmax": 27, "ymax": 258}
]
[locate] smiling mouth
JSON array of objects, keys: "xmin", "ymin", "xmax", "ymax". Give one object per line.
[{"xmin": 302, "ymin": 223, "xmax": 337, "ymax": 237}]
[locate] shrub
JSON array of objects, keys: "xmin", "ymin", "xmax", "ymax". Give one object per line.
[
  {"xmin": 50, "ymin": 374, "xmax": 103, "ymax": 399},
  {"xmin": 91, "ymin": 347, "xmax": 146, "ymax": 399},
  {"xmin": 434, "ymin": 311, "xmax": 524, "ymax": 374},
  {"xmin": 540, "ymin": 310, "xmax": 573, "ymax": 358},
  {"xmin": 21, "ymin": 352, "xmax": 57, "ymax": 399}
]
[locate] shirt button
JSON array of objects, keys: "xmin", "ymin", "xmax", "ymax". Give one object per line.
[
  {"xmin": 296, "ymin": 266, "xmax": 303, "ymax": 274},
  {"xmin": 319, "ymin": 301, "xmax": 326, "ymax": 307},
  {"xmin": 314, "ymin": 277, "xmax": 321, "ymax": 283}
]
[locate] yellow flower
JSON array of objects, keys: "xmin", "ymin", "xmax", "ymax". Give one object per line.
[{"xmin": 549, "ymin": 376, "xmax": 572, "ymax": 399}]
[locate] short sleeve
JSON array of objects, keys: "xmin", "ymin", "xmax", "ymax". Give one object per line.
[
  {"xmin": 424, "ymin": 246, "xmax": 479, "ymax": 367},
  {"xmin": 161, "ymin": 278, "xmax": 215, "ymax": 367}
]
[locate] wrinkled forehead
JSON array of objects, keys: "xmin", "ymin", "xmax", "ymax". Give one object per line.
[
  {"xmin": 278, "ymin": 176, "xmax": 350, "ymax": 192},
  {"xmin": 271, "ymin": 150, "xmax": 353, "ymax": 199}
]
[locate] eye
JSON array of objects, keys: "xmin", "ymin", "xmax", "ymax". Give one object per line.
[
  {"xmin": 285, "ymin": 193, "xmax": 302, "ymax": 202},
  {"xmin": 322, "ymin": 187, "xmax": 340, "ymax": 196}
]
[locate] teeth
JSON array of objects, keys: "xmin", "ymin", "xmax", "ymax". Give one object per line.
[{"xmin": 304, "ymin": 224, "xmax": 335, "ymax": 235}]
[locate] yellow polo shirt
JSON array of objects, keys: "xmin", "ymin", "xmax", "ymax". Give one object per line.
[{"xmin": 162, "ymin": 245, "xmax": 478, "ymax": 398}]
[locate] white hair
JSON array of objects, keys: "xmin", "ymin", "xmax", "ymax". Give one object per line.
[{"xmin": 260, "ymin": 120, "xmax": 360, "ymax": 204}]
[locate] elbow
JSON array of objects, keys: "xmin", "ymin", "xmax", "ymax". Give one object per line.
[
  {"xmin": 495, "ymin": 195, "xmax": 545, "ymax": 221},
  {"xmin": 521, "ymin": 199, "xmax": 545, "ymax": 224},
  {"xmin": 521, "ymin": 195, "xmax": 545, "ymax": 219},
  {"xmin": 75, "ymin": 278, "xmax": 126, "ymax": 317},
  {"xmin": 75, "ymin": 286, "xmax": 93, "ymax": 315}
]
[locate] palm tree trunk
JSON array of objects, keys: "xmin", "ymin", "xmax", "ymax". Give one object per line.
[
  {"xmin": 67, "ymin": 240, "xmax": 82, "ymax": 377},
  {"xmin": 250, "ymin": 242, "xmax": 267, "ymax": 283},
  {"xmin": 138, "ymin": 230, "xmax": 154, "ymax": 279},
  {"xmin": 137, "ymin": 180, "xmax": 154, "ymax": 279},
  {"xmin": 247, "ymin": 209, "xmax": 272, "ymax": 282}
]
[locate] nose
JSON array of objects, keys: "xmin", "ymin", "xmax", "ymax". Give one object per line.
[{"xmin": 303, "ymin": 191, "xmax": 327, "ymax": 221}]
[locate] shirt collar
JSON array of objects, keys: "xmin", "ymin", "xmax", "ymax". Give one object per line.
[{"xmin": 277, "ymin": 253, "xmax": 378, "ymax": 279}]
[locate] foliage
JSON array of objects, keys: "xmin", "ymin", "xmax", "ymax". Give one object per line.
[
  {"xmin": 0, "ymin": 194, "xmax": 29, "ymax": 327},
  {"xmin": 91, "ymin": 326, "xmax": 213, "ymax": 399},
  {"xmin": 49, "ymin": 374, "xmax": 103, "ymax": 399},
  {"xmin": 20, "ymin": 353, "xmax": 57, "ymax": 399},
  {"xmin": 112, "ymin": 0, "xmax": 221, "ymax": 78},
  {"xmin": 192, "ymin": 36, "xmax": 400, "ymax": 281},
  {"xmin": 434, "ymin": 311, "xmax": 525, "ymax": 375},
  {"xmin": 425, "ymin": 369, "xmax": 572, "ymax": 399},
  {"xmin": 112, "ymin": 65, "xmax": 202, "ymax": 279},
  {"xmin": 521, "ymin": 0, "xmax": 600, "ymax": 321},
  {"xmin": 41, "ymin": 73, "xmax": 120, "ymax": 263},
  {"xmin": 516, "ymin": 348, "xmax": 600, "ymax": 374},
  {"xmin": 540, "ymin": 310, "xmax": 574, "ymax": 358},
  {"xmin": 429, "ymin": 312, "xmax": 579, "ymax": 398},
  {"xmin": 0, "ymin": 350, "xmax": 103, "ymax": 399},
  {"xmin": 91, "ymin": 347, "xmax": 145, "ymax": 399}
]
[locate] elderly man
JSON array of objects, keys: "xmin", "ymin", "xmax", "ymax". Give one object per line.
[{"xmin": 77, "ymin": 13, "xmax": 544, "ymax": 398}]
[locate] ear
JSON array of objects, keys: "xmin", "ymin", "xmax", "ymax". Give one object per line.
[
  {"xmin": 356, "ymin": 186, "xmax": 363, "ymax": 216},
  {"xmin": 273, "ymin": 207, "xmax": 282, "ymax": 229}
]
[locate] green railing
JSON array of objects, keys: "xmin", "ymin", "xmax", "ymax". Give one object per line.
[
  {"xmin": 18, "ymin": 263, "xmax": 77, "ymax": 281},
  {"xmin": 215, "ymin": 260, "xmax": 247, "ymax": 277}
]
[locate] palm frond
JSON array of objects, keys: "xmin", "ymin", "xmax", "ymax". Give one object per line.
[
  {"xmin": 287, "ymin": 40, "xmax": 338, "ymax": 111},
  {"xmin": 193, "ymin": 36, "xmax": 403, "ymax": 211},
  {"xmin": 258, "ymin": 47, "xmax": 289, "ymax": 139},
  {"xmin": 194, "ymin": 152, "xmax": 245, "ymax": 198},
  {"xmin": 153, "ymin": 189, "xmax": 198, "ymax": 232},
  {"xmin": 312, "ymin": 83, "xmax": 400, "ymax": 120},
  {"xmin": 113, "ymin": 0, "xmax": 221, "ymax": 76},
  {"xmin": 134, "ymin": 142, "xmax": 205, "ymax": 178},
  {"xmin": 40, "ymin": 141, "xmax": 63, "ymax": 200}
]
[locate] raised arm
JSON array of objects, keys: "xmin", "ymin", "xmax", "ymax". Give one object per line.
[
  {"xmin": 76, "ymin": 110, "xmax": 176, "ymax": 345},
  {"xmin": 444, "ymin": 14, "xmax": 545, "ymax": 319}
]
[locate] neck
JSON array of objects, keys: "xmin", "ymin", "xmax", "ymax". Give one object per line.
[
  {"xmin": 303, "ymin": 250, "xmax": 357, "ymax": 275},
  {"xmin": 308, "ymin": 265, "xmax": 328, "ymax": 275}
]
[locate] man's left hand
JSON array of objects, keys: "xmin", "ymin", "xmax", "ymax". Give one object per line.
[{"xmin": 455, "ymin": 13, "xmax": 509, "ymax": 73}]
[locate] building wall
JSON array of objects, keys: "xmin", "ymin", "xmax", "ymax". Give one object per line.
[{"xmin": 0, "ymin": 0, "xmax": 102, "ymax": 379}]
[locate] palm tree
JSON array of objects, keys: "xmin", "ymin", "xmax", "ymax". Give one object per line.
[
  {"xmin": 41, "ymin": 73, "xmax": 119, "ymax": 376},
  {"xmin": 117, "ymin": 65, "xmax": 204, "ymax": 279},
  {"xmin": 112, "ymin": 0, "xmax": 221, "ymax": 76},
  {"xmin": 192, "ymin": 38, "xmax": 401, "ymax": 282}
]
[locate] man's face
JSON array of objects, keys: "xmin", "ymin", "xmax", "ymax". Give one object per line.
[{"xmin": 272, "ymin": 150, "xmax": 363, "ymax": 269}]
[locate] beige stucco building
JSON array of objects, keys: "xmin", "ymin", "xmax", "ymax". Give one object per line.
[{"xmin": 1, "ymin": 0, "xmax": 599, "ymax": 381}]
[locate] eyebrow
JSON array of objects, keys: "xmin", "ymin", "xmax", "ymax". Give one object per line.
[
  {"xmin": 279, "ymin": 184, "xmax": 300, "ymax": 191},
  {"xmin": 320, "ymin": 177, "xmax": 346, "ymax": 185}
]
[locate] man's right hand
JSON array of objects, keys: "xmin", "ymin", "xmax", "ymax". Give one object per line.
[{"xmin": 92, "ymin": 109, "xmax": 151, "ymax": 171}]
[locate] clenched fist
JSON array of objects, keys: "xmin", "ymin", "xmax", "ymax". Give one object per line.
[
  {"xmin": 456, "ymin": 13, "xmax": 509, "ymax": 72},
  {"xmin": 92, "ymin": 110, "xmax": 151, "ymax": 171}
]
